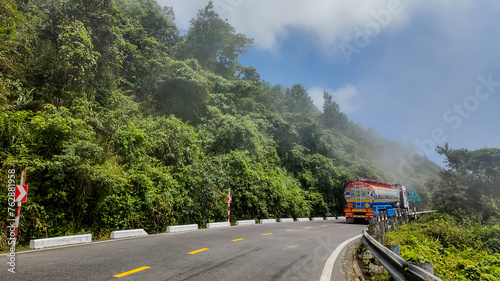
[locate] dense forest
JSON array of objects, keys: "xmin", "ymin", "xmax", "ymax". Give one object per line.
[{"xmin": 0, "ymin": 0, "xmax": 440, "ymax": 247}]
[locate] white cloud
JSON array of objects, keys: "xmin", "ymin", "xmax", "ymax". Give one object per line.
[
  {"xmin": 159, "ymin": 0, "xmax": 419, "ymax": 53},
  {"xmin": 158, "ymin": 1, "xmax": 201, "ymax": 33},
  {"xmin": 307, "ymin": 87, "xmax": 325, "ymax": 110},
  {"xmin": 308, "ymin": 85, "xmax": 360, "ymax": 113}
]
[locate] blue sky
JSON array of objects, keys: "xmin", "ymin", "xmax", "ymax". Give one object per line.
[{"xmin": 159, "ymin": 0, "xmax": 500, "ymax": 165}]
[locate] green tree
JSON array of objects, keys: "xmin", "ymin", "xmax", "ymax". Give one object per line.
[
  {"xmin": 0, "ymin": 0, "xmax": 41, "ymax": 111},
  {"xmin": 182, "ymin": 1, "xmax": 253, "ymax": 77},
  {"xmin": 278, "ymin": 84, "xmax": 320, "ymax": 119},
  {"xmin": 323, "ymin": 91, "xmax": 347, "ymax": 130},
  {"xmin": 238, "ymin": 66, "xmax": 261, "ymax": 82},
  {"xmin": 151, "ymin": 58, "xmax": 211, "ymax": 122},
  {"xmin": 116, "ymin": 0, "xmax": 178, "ymax": 47},
  {"xmin": 431, "ymin": 144, "xmax": 500, "ymax": 221}
]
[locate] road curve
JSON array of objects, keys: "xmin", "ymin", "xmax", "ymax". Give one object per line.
[{"xmin": 5, "ymin": 219, "xmax": 365, "ymax": 281}]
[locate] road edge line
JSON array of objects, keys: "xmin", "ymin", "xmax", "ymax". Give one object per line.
[{"xmin": 319, "ymin": 234, "xmax": 362, "ymax": 281}]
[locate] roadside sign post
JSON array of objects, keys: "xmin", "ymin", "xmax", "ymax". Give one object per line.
[
  {"xmin": 13, "ymin": 169, "xmax": 28, "ymax": 250},
  {"xmin": 227, "ymin": 188, "xmax": 232, "ymax": 223},
  {"xmin": 407, "ymin": 190, "xmax": 421, "ymax": 220}
]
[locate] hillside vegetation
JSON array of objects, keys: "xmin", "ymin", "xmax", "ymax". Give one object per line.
[
  {"xmin": 385, "ymin": 214, "xmax": 500, "ymax": 280},
  {"xmin": 0, "ymin": 0, "xmax": 439, "ymax": 248},
  {"xmin": 385, "ymin": 146, "xmax": 500, "ymax": 280}
]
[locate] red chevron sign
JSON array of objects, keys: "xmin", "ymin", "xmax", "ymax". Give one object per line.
[{"xmin": 15, "ymin": 185, "xmax": 28, "ymax": 202}]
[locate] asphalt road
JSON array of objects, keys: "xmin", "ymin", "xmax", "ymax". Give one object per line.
[{"xmin": 5, "ymin": 219, "xmax": 365, "ymax": 281}]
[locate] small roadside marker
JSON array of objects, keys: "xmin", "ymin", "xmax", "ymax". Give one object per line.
[
  {"xmin": 231, "ymin": 238, "xmax": 244, "ymax": 242},
  {"xmin": 262, "ymin": 233, "xmax": 273, "ymax": 236},
  {"xmin": 113, "ymin": 266, "xmax": 150, "ymax": 278},
  {"xmin": 188, "ymin": 248, "xmax": 209, "ymax": 254}
]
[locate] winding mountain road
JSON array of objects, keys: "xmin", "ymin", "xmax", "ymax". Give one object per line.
[{"xmin": 4, "ymin": 219, "xmax": 365, "ymax": 281}]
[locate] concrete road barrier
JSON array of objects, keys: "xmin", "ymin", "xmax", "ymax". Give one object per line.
[
  {"xmin": 30, "ymin": 234, "xmax": 92, "ymax": 249},
  {"xmin": 280, "ymin": 218, "xmax": 294, "ymax": 223},
  {"xmin": 296, "ymin": 218, "xmax": 310, "ymax": 222},
  {"xmin": 312, "ymin": 217, "xmax": 324, "ymax": 221},
  {"xmin": 110, "ymin": 229, "xmax": 147, "ymax": 239},
  {"xmin": 206, "ymin": 222, "xmax": 230, "ymax": 229},
  {"xmin": 236, "ymin": 220, "xmax": 256, "ymax": 226},
  {"xmin": 326, "ymin": 217, "xmax": 337, "ymax": 220},
  {"xmin": 166, "ymin": 224, "xmax": 199, "ymax": 233},
  {"xmin": 260, "ymin": 219, "xmax": 277, "ymax": 224}
]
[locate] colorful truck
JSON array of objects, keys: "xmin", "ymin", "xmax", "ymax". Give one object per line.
[{"xmin": 344, "ymin": 179, "xmax": 409, "ymax": 223}]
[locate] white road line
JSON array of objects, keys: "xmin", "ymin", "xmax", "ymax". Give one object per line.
[{"xmin": 319, "ymin": 234, "xmax": 362, "ymax": 281}]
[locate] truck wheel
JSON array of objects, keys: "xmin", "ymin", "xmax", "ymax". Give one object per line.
[{"xmin": 346, "ymin": 217, "xmax": 354, "ymax": 224}]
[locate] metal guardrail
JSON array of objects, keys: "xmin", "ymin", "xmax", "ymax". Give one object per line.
[
  {"xmin": 413, "ymin": 210, "xmax": 437, "ymax": 215},
  {"xmin": 362, "ymin": 210, "xmax": 442, "ymax": 281}
]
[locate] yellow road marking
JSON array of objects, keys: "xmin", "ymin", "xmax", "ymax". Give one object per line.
[
  {"xmin": 262, "ymin": 233, "xmax": 273, "ymax": 235},
  {"xmin": 286, "ymin": 229, "xmax": 294, "ymax": 231},
  {"xmin": 305, "ymin": 227, "xmax": 312, "ymax": 229},
  {"xmin": 322, "ymin": 225, "xmax": 328, "ymax": 227},
  {"xmin": 188, "ymin": 248, "xmax": 209, "ymax": 254},
  {"xmin": 113, "ymin": 266, "xmax": 150, "ymax": 278},
  {"xmin": 232, "ymin": 238, "xmax": 244, "ymax": 242}
]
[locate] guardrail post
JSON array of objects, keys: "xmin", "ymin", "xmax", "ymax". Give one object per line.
[
  {"xmin": 372, "ymin": 222, "xmax": 378, "ymax": 242},
  {"xmin": 421, "ymin": 262, "xmax": 434, "ymax": 274},
  {"xmin": 389, "ymin": 244, "xmax": 400, "ymax": 255},
  {"xmin": 379, "ymin": 221, "xmax": 385, "ymax": 244}
]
